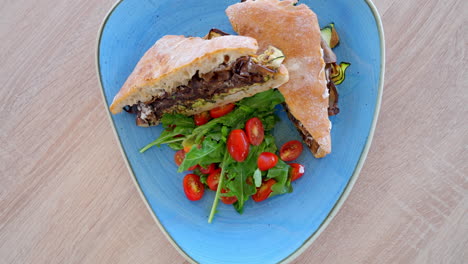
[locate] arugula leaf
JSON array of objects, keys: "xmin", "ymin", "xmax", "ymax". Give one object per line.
[
  {"xmin": 161, "ymin": 113, "xmax": 195, "ymax": 129},
  {"xmin": 225, "ymin": 166, "xmax": 256, "ymax": 214},
  {"xmin": 140, "ymin": 114, "xmax": 195, "ymax": 153},
  {"xmin": 208, "ymin": 149, "xmax": 232, "ymax": 223},
  {"xmin": 139, "ymin": 126, "xmax": 192, "ymax": 153},
  {"xmin": 221, "ymin": 126, "xmax": 229, "ymax": 142},
  {"xmin": 267, "ymin": 159, "xmax": 293, "ymax": 196},
  {"xmin": 260, "ymin": 113, "xmax": 280, "ymax": 132},
  {"xmin": 207, "ymin": 131, "xmax": 222, "ymax": 142},
  {"xmin": 263, "ymin": 135, "xmax": 278, "ymax": 153},
  {"xmin": 178, "ymin": 137, "xmax": 224, "ymax": 172},
  {"xmin": 167, "ymin": 141, "xmax": 183, "ymax": 151},
  {"xmin": 199, "ymin": 174, "xmax": 208, "ymax": 186},
  {"xmin": 237, "ymin": 89, "xmax": 285, "ymax": 110}
]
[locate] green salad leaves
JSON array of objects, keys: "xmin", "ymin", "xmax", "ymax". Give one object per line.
[{"xmin": 140, "ymin": 89, "xmax": 293, "ymax": 222}]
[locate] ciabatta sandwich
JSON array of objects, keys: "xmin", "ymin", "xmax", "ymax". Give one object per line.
[
  {"xmin": 110, "ymin": 33, "xmax": 289, "ymax": 126},
  {"xmin": 227, "ymin": 0, "xmax": 335, "ymax": 158}
]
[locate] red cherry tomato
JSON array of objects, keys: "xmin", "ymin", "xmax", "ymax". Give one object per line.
[
  {"xmin": 194, "ymin": 111, "xmax": 211, "ymax": 126},
  {"xmin": 207, "ymin": 169, "xmax": 221, "ymax": 191},
  {"xmin": 252, "ymin": 179, "xmax": 276, "ymax": 202},
  {"xmin": 257, "ymin": 152, "xmax": 278, "ymax": 171},
  {"xmin": 227, "ymin": 129, "xmax": 249, "ymax": 162},
  {"xmin": 289, "ymin": 163, "xmax": 305, "ymax": 181},
  {"xmin": 183, "ymin": 174, "xmax": 204, "ymax": 201},
  {"xmin": 174, "ymin": 150, "xmax": 185, "ymax": 166},
  {"xmin": 199, "ymin": 163, "xmax": 217, "ymax": 174},
  {"xmin": 220, "ymin": 189, "xmax": 238, "ymax": 204},
  {"xmin": 174, "ymin": 150, "xmax": 198, "ymax": 170},
  {"xmin": 210, "ymin": 103, "xmax": 235, "ymax": 118},
  {"xmin": 280, "ymin": 140, "xmax": 303, "ymax": 161},
  {"xmin": 245, "ymin": 117, "xmax": 264, "ymax": 146}
]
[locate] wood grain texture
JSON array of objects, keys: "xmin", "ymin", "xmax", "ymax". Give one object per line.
[{"xmin": 0, "ymin": 0, "xmax": 466, "ymax": 263}]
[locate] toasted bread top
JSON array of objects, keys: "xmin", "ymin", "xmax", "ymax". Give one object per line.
[
  {"xmin": 227, "ymin": 0, "xmax": 332, "ymax": 157},
  {"xmin": 110, "ymin": 35, "xmax": 259, "ymax": 114}
]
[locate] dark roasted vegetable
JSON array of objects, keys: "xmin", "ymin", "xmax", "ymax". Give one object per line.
[
  {"xmin": 320, "ymin": 23, "xmax": 340, "ymax": 48},
  {"xmin": 330, "ymin": 62, "xmax": 351, "ymax": 85},
  {"xmin": 328, "ymin": 81, "xmax": 339, "ymax": 116},
  {"xmin": 203, "ymin": 28, "xmax": 230, "ymax": 39},
  {"xmin": 319, "ymin": 23, "xmax": 350, "ymax": 116}
]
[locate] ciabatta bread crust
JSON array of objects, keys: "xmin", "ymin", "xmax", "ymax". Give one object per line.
[
  {"xmin": 227, "ymin": 0, "xmax": 332, "ymax": 158},
  {"xmin": 110, "ymin": 35, "xmax": 259, "ymax": 114}
]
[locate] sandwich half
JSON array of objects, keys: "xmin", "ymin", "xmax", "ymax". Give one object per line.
[
  {"xmin": 109, "ymin": 34, "xmax": 289, "ymax": 126},
  {"xmin": 227, "ymin": 0, "xmax": 332, "ymax": 158}
]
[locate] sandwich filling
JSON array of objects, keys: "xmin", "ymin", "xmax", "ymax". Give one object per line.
[{"xmin": 123, "ymin": 53, "xmax": 283, "ymax": 126}]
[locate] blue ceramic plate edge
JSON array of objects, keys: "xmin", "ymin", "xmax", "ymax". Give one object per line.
[{"xmin": 95, "ymin": 1, "xmax": 385, "ymax": 263}]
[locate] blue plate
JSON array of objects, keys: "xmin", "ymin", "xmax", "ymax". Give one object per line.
[{"xmin": 97, "ymin": 0, "xmax": 384, "ymax": 263}]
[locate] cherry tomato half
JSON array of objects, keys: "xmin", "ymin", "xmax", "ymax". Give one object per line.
[
  {"xmin": 207, "ymin": 169, "xmax": 221, "ymax": 191},
  {"xmin": 289, "ymin": 163, "xmax": 305, "ymax": 181},
  {"xmin": 194, "ymin": 111, "xmax": 211, "ymax": 126},
  {"xmin": 210, "ymin": 103, "xmax": 235, "ymax": 118},
  {"xmin": 252, "ymin": 179, "xmax": 276, "ymax": 202},
  {"xmin": 220, "ymin": 189, "xmax": 238, "ymax": 204},
  {"xmin": 245, "ymin": 117, "xmax": 264, "ymax": 146},
  {"xmin": 280, "ymin": 140, "xmax": 303, "ymax": 161},
  {"xmin": 183, "ymin": 174, "xmax": 204, "ymax": 201},
  {"xmin": 174, "ymin": 150, "xmax": 185, "ymax": 166},
  {"xmin": 257, "ymin": 152, "xmax": 278, "ymax": 171},
  {"xmin": 199, "ymin": 163, "xmax": 217, "ymax": 174},
  {"xmin": 227, "ymin": 129, "xmax": 249, "ymax": 162},
  {"xmin": 174, "ymin": 150, "xmax": 198, "ymax": 170}
]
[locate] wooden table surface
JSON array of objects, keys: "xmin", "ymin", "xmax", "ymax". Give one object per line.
[{"xmin": 1, "ymin": 0, "xmax": 466, "ymax": 263}]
